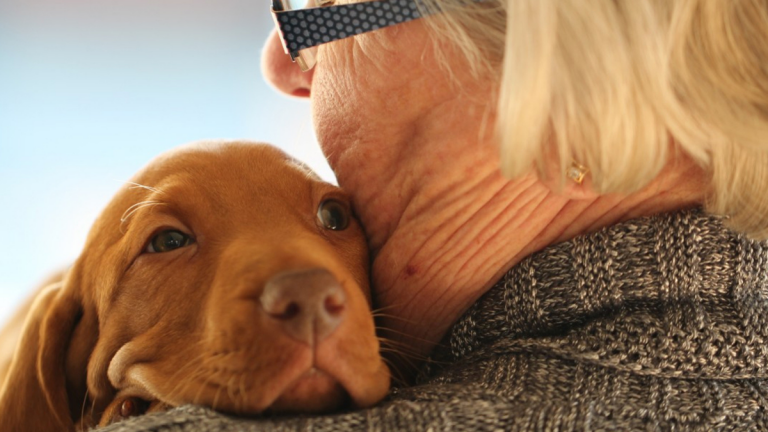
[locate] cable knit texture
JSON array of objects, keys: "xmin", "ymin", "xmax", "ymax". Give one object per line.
[{"xmin": 97, "ymin": 208, "xmax": 768, "ymax": 431}]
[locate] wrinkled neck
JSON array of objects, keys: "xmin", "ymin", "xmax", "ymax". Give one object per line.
[{"xmin": 327, "ymin": 101, "xmax": 707, "ymax": 381}]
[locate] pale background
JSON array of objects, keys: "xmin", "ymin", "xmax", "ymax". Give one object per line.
[{"xmin": 0, "ymin": 0, "xmax": 331, "ymax": 324}]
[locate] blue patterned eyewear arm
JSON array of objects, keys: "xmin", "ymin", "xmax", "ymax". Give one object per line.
[{"xmin": 271, "ymin": 0, "xmax": 435, "ymax": 59}]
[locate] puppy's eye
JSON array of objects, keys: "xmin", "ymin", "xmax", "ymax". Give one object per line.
[
  {"xmin": 146, "ymin": 229, "xmax": 194, "ymax": 253},
  {"xmin": 317, "ymin": 199, "xmax": 350, "ymax": 231},
  {"xmin": 119, "ymin": 397, "xmax": 147, "ymax": 418},
  {"xmin": 103, "ymin": 396, "xmax": 150, "ymax": 426}
]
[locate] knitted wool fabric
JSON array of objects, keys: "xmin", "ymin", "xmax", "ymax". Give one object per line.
[{"xmin": 98, "ymin": 208, "xmax": 768, "ymax": 431}]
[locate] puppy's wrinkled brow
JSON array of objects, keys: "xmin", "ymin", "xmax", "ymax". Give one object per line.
[{"xmin": 119, "ymin": 183, "xmax": 168, "ymax": 233}]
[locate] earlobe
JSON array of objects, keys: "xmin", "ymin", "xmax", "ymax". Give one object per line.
[
  {"xmin": 539, "ymin": 161, "xmax": 599, "ymax": 200},
  {"xmin": 558, "ymin": 175, "xmax": 600, "ymax": 200},
  {"xmin": 536, "ymin": 141, "xmax": 599, "ymax": 200}
]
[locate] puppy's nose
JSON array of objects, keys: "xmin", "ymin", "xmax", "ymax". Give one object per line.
[{"xmin": 260, "ymin": 269, "xmax": 346, "ymax": 345}]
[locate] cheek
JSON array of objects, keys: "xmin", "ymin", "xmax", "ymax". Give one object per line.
[
  {"xmin": 310, "ymin": 55, "xmax": 367, "ymax": 166},
  {"xmin": 112, "ymin": 255, "xmax": 209, "ymax": 335},
  {"xmin": 310, "ymin": 29, "xmax": 432, "ymax": 166}
]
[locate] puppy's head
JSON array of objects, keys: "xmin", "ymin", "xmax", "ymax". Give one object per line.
[{"xmin": 0, "ymin": 141, "xmax": 389, "ymax": 430}]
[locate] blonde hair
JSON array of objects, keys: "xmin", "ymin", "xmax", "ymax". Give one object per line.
[{"xmin": 426, "ymin": 0, "xmax": 768, "ymax": 239}]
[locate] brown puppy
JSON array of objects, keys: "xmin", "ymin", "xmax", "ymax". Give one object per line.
[{"xmin": 0, "ymin": 141, "xmax": 390, "ymax": 431}]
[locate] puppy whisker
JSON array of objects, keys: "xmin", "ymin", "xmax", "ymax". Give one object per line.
[
  {"xmin": 369, "ymin": 304, "xmax": 401, "ymax": 315},
  {"xmin": 78, "ymin": 388, "xmax": 92, "ymax": 430},
  {"xmin": 225, "ymin": 375, "xmax": 238, "ymax": 413},
  {"xmin": 119, "ymin": 200, "xmax": 167, "ymax": 233},
  {"xmin": 376, "ymin": 334, "xmax": 443, "ymax": 382},
  {"xmin": 126, "ymin": 182, "xmax": 166, "ymax": 195},
  {"xmin": 190, "ymin": 366, "xmax": 211, "ymax": 408},
  {"xmin": 378, "ymin": 357, "xmax": 408, "ymax": 387},
  {"xmin": 238, "ymin": 373, "xmax": 247, "ymax": 414},
  {"xmin": 164, "ymin": 351, "xmax": 207, "ymax": 404},
  {"xmin": 377, "ymin": 340, "xmax": 426, "ymax": 357},
  {"xmin": 377, "ymin": 343, "xmax": 430, "ymax": 368},
  {"xmin": 212, "ymin": 383, "xmax": 223, "ymax": 413},
  {"xmin": 377, "ymin": 350, "xmax": 419, "ymax": 386},
  {"xmin": 371, "ymin": 312, "xmax": 420, "ymax": 326},
  {"xmin": 376, "ymin": 326, "xmax": 441, "ymax": 347},
  {"xmin": 88, "ymin": 392, "xmax": 98, "ymax": 429},
  {"xmin": 166, "ymin": 354, "xmax": 213, "ymax": 412}
]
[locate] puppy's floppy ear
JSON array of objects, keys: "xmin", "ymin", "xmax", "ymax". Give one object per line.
[
  {"xmin": 0, "ymin": 269, "xmax": 99, "ymax": 432},
  {"xmin": 0, "ymin": 285, "xmax": 72, "ymax": 431}
]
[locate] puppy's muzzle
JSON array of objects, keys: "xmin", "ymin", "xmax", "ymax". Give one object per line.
[{"xmin": 260, "ymin": 268, "xmax": 346, "ymax": 346}]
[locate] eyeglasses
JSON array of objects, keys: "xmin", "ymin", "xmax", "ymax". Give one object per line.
[{"xmin": 271, "ymin": 0, "xmax": 437, "ymax": 72}]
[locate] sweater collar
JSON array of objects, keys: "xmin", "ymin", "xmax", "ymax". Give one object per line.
[{"xmin": 430, "ymin": 208, "xmax": 768, "ymax": 380}]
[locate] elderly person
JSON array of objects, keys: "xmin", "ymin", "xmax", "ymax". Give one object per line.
[{"xmin": 109, "ymin": 0, "xmax": 768, "ymax": 430}]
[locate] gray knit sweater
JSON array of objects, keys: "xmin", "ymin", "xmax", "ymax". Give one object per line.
[{"xmin": 99, "ymin": 209, "xmax": 768, "ymax": 431}]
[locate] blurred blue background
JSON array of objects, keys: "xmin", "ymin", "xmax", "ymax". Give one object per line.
[{"xmin": 0, "ymin": 0, "xmax": 330, "ymax": 323}]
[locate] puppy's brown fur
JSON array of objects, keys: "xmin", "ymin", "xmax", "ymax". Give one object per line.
[{"xmin": 0, "ymin": 141, "xmax": 390, "ymax": 431}]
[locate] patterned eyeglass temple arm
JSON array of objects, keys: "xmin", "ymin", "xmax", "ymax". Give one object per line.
[{"xmin": 272, "ymin": 0, "xmax": 435, "ymax": 60}]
